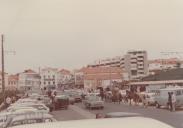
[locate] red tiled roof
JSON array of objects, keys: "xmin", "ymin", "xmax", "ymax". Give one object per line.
[
  {"xmin": 83, "ymin": 67, "xmax": 123, "ymax": 74},
  {"xmin": 8, "ymin": 74, "xmax": 19, "ymax": 81},
  {"xmin": 149, "ymin": 58, "xmax": 180, "ymax": 65},
  {"xmin": 42, "ymin": 67, "xmax": 58, "ymax": 71},
  {"xmin": 83, "ymin": 67, "xmax": 123, "ymax": 80},
  {"xmin": 84, "ymin": 74, "xmax": 122, "ymax": 80},
  {"xmin": 58, "ymin": 69, "xmax": 71, "ymax": 75},
  {"xmin": 23, "ymin": 69, "xmax": 36, "ymax": 73}
]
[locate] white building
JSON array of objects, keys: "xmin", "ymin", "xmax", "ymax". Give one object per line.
[
  {"xmin": 40, "ymin": 68, "xmax": 58, "ymax": 90},
  {"xmin": 88, "ymin": 50, "xmax": 148, "ymax": 80},
  {"xmin": 124, "ymin": 50, "xmax": 148, "ymax": 80},
  {"xmin": 57, "ymin": 69, "xmax": 73, "ymax": 86},
  {"xmin": 74, "ymin": 68, "xmax": 85, "ymax": 88},
  {"xmin": 8, "ymin": 74, "xmax": 19, "ymax": 90},
  {"xmin": 18, "ymin": 69, "xmax": 41, "ymax": 91}
]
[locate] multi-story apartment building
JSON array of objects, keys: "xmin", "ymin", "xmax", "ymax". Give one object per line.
[
  {"xmin": 88, "ymin": 50, "xmax": 148, "ymax": 80},
  {"xmin": 8, "ymin": 74, "xmax": 19, "ymax": 90},
  {"xmin": 88, "ymin": 56, "xmax": 121, "ymax": 68},
  {"xmin": 124, "ymin": 50, "xmax": 148, "ymax": 80},
  {"xmin": 57, "ymin": 69, "xmax": 74, "ymax": 89},
  {"xmin": 74, "ymin": 68, "xmax": 85, "ymax": 88},
  {"xmin": 40, "ymin": 67, "xmax": 58, "ymax": 90},
  {"xmin": 18, "ymin": 69, "xmax": 41, "ymax": 91}
]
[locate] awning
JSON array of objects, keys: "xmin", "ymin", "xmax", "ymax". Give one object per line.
[{"xmin": 129, "ymin": 80, "xmax": 183, "ymax": 86}]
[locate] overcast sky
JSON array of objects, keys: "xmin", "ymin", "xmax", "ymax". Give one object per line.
[{"xmin": 0, "ymin": 0, "xmax": 183, "ymax": 73}]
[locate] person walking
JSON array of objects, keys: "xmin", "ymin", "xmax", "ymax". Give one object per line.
[
  {"xmin": 142, "ymin": 94, "xmax": 148, "ymax": 108},
  {"xmin": 171, "ymin": 92, "xmax": 176, "ymax": 112},
  {"xmin": 168, "ymin": 92, "xmax": 172, "ymax": 111}
]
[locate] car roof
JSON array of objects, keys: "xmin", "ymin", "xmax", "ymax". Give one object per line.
[
  {"xmin": 10, "ymin": 113, "xmax": 53, "ymax": 122},
  {"xmin": 10, "ymin": 117, "xmax": 173, "ymax": 128}
]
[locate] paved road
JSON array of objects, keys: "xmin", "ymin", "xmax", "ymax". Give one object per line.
[
  {"xmin": 50, "ymin": 105, "xmax": 95, "ymax": 121},
  {"xmin": 51, "ymin": 102, "xmax": 183, "ymax": 128},
  {"xmin": 76, "ymin": 102, "xmax": 183, "ymax": 128}
]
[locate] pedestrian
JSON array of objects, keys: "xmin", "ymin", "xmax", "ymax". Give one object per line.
[
  {"xmin": 168, "ymin": 92, "xmax": 172, "ymax": 111},
  {"xmin": 142, "ymin": 94, "xmax": 147, "ymax": 108},
  {"xmin": 171, "ymin": 92, "xmax": 176, "ymax": 112}
]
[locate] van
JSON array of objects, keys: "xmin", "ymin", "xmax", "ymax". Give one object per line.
[{"xmin": 154, "ymin": 87, "xmax": 183, "ymax": 108}]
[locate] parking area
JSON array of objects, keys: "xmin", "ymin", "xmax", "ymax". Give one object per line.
[{"xmin": 73, "ymin": 102, "xmax": 183, "ymax": 128}]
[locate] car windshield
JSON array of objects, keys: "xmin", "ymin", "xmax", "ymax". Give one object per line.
[{"xmin": 0, "ymin": 1, "xmax": 181, "ymax": 128}]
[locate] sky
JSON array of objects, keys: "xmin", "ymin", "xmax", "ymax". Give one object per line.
[{"xmin": 0, "ymin": 0, "xmax": 183, "ymax": 74}]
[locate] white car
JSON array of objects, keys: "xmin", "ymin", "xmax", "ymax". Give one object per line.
[
  {"xmin": 146, "ymin": 93, "xmax": 156, "ymax": 105},
  {"xmin": 7, "ymin": 104, "xmax": 50, "ymax": 113},
  {"xmin": 3, "ymin": 113, "xmax": 56, "ymax": 128},
  {"xmin": 0, "ymin": 110, "xmax": 39, "ymax": 127},
  {"xmin": 10, "ymin": 117, "xmax": 173, "ymax": 128},
  {"xmin": 15, "ymin": 99, "xmax": 39, "ymax": 104}
]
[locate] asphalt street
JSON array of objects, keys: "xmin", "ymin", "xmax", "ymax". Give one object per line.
[{"xmin": 51, "ymin": 102, "xmax": 183, "ymax": 128}]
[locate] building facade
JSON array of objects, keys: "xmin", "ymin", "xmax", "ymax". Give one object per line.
[
  {"xmin": 149, "ymin": 58, "xmax": 182, "ymax": 75},
  {"xmin": 8, "ymin": 74, "xmax": 19, "ymax": 90},
  {"xmin": 40, "ymin": 68, "xmax": 58, "ymax": 90},
  {"xmin": 124, "ymin": 50, "xmax": 148, "ymax": 80},
  {"xmin": 83, "ymin": 67, "xmax": 124, "ymax": 89},
  {"xmin": 74, "ymin": 68, "xmax": 85, "ymax": 88},
  {"xmin": 57, "ymin": 69, "xmax": 74, "ymax": 89},
  {"xmin": 18, "ymin": 69, "xmax": 41, "ymax": 91},
  {"xmin": 88, "ymin": 50, "xmax": 148, "ymax": 80}
]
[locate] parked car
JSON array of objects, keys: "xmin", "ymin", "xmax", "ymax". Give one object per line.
[
  {"xmin": 0, "ymin": 110, "xmax": 47, "ymax": 127},
  {"xmin": 10, "ymin": 117, "xmax": 174, "ymax": 128},
  {"xmin": 52, "ymin": 95, "xmax": 69, "ymax": 110},
  {"xmin": 15, "ymin": 99, "xmax": 40, "ymax": 104},
  {"xmin": 154, "ymin": 87, "xmax": 183, "ymax": 108},
  {"xmin": 2, "ymin": 113, "xmax": 56, "ymax": 128},
  {"xmin": 146, "ymin": 93, "xmax": 156, "ymax": 106},
  {"xmin": 61, "ymin": 93, "xmax": 75, "ymax": 105},
  {"xmin": 83, "ymin": 96, "xmax": 104, "ymax": 109},
  {"xmin": 7, "ymin": 103, "xmax": 50, "ymax": 113},
  {"xmin": 71, "ymin": 92, "xmax": 82, "ymax": 103}
]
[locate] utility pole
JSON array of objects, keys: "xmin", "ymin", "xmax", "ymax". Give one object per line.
[{"xmin": 1, "ymin": 34, "xmax": 5, "ymax": 100}]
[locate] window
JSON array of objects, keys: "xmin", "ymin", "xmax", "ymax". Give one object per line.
[
  {"xmin": 176, "ymin": 90, "xmax": 182, "ymax": 96},
  {"xmin": 48, "ymin": 81, "xmax": 50, "ymax": 85},
  {"xmin": 44, "ymin": 82, "xmax": 46, "ymax": 85},
  {"xmin": 53, "ymin": 82, "xmax": 55, "ymax": 85},
  {"xmin": 131, "ymin": 70, "xmax": 137, "ymax": 76}
]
